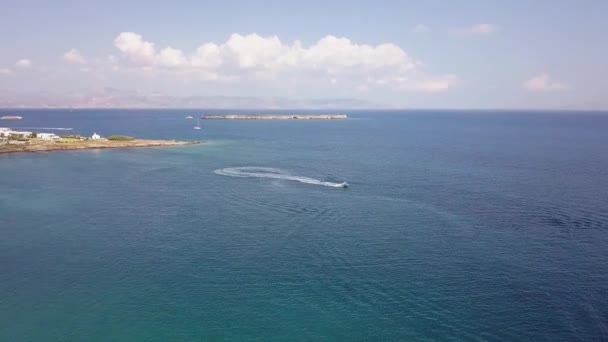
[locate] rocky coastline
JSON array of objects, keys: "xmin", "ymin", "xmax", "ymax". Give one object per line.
[
  {"xmin": 0, "ymin": 139, "xmax": 200, "ymax": 155},
  {"xmin": 202, "ymin": 114, "xmax": 347, "ymax": 120}
]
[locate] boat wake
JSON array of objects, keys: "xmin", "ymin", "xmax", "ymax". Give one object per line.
[{"xmin": 214, "ymin": 167, "xmax": 348, "ymax": 188}]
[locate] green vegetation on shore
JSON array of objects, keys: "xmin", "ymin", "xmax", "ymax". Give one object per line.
[
  {"xmin": 1, "ymin": 129, "xmax": 200, "ymax": 154},
  {"xmin": 107, "ymin": 135, "xmax": 135, "ymax": 141},
  {"xmin": 0, "ymin": 137, "xmax": 200, "ymax": 154}
]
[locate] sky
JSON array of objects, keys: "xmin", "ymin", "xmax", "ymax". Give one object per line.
[{"xmin": 0, "ymin": 0, "xmax": 607, "ymax": 109}]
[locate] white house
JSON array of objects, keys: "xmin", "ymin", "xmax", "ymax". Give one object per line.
[
  {"xmin": 91, "ymin": 133, "xmax": 101, "ymax": 140},
  {"xmin": 7, "ymin": 130, "xmax": 32, "ymax": 138},
  {"xmin": 0, "ymin": 128, "xmax": 9, "ymax": 140},
  {"xmin": 0, "ymin": 129, "xmax": 35, "ymax": 140},
  {"xmin": 37, "ymin": 133, "xmax": 60, "ymax": 140},
  {"xmin": 0, "ymin": 128, "xmax": 8, "ymax": 142}
]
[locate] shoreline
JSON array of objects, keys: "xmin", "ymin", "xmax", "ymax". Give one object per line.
[{"xmin": 0, "ymin": 139, "xmax": 201, "ymax": 155}]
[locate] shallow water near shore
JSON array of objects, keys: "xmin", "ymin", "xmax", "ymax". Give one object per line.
[{"xmin": 1, "ymin": 109, "xmax": 608, "ymax": 340}]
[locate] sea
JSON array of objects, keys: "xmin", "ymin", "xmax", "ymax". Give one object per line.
[{"xmin": 1, "ymin": 109, "xmax": 607, "ymax": 341}]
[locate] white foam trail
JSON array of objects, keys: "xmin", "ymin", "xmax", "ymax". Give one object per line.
[{"xmin": 214, "ymin": 167, "xmax": 348, "ymax": 188}]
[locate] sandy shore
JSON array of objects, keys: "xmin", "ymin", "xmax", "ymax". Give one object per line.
[{"xmin": 0, "ymin": 139, "xmax": 201, "ymax": 155}]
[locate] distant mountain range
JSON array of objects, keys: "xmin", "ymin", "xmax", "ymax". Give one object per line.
[
  {"xmin": 1, "ymin": 88, "xmax": 605, "ymax": 110},
  {"xmin": 0, "ymin": 88, "xmax": 386, "ymax": 109}
]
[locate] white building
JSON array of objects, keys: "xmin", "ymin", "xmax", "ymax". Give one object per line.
[
  {"xmin": 91, "ymin": 133, "xmax": 101, "ymax": 140},
  {"xmin": 7, "ymin": 130, "xmax": 32, "ymax": 138},
  {"xmin": 0, "ymin": 128, "xmax": 34, "ymax": 139},
  {"xmin": 0, "ymin": 128, "xmax": 8, "ymax": 142},
  {"xmin": 37, "ymin": 133, "xmax": 60, "ymax": 140},
  {"xmin": 0, "ymin": 128, "xmax": 60, "ymax": 141}
]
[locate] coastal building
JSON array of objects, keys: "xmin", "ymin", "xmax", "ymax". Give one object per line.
[
  {"xmin": 0, "ymin": 128, "xmax": 8, "ymax": 142},
  {"xmin": 6, "ymin": 130, "xmax": 32, "ymax": 138},
  {"xmin": 91, "ymin": 133, "xmax": 101, "ymax": 140},
  {"xmin": 0, "ymin": 128, "xmax": 54, "ymax": 140},
  {"xmin": 37, "ymin": 133, "xmax": 60, "ymax": 140}
]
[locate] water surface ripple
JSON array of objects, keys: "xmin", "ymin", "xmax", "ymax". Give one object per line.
[{"xmin": 1, "ymin": 109, "xmax": 607, "ymax": 341}]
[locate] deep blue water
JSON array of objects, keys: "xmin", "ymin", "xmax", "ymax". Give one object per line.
[{"xmin": 1, "ymin": 109, "xmax": 607, "ymax": 341}]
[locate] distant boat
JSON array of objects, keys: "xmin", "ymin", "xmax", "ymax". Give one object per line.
[
  {"xmin": 193, "ymin": 118, "xmax": 201, "ymax": 130},
  {"xmin": 185, "ymin": 115, "xmax": 193, "ymax": 119}
]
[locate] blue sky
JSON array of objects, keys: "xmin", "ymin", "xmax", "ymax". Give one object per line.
[{"xmin": 0, "ymin": 0, "xmax": 606, "ymax": 108}]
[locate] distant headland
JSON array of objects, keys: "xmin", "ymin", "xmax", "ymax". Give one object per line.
[
  {"xmin": 0, "ymin": 129, "xmax": 199, "ymax": 155},
  {"xmin": 202, "ymin": 114, "xmax": 347, "ymax": 120}
]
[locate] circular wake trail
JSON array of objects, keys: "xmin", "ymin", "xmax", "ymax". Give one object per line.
[{"xmin": 214, "ymin": 167, "xmax": 348, "ymax": 188}]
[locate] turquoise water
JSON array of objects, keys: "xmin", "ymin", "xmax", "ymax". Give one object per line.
[{"xmin": 1, "ymin": 110, "xmax": 607, "ymax": 341}]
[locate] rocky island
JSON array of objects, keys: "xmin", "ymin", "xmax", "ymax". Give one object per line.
[
  {"xmin": 0, "ymin": 129, "xmax": 199, "ymax": 155},
  {"xmin": 202, "ymin": 114, "xmax": 347, "ymax": 120}
]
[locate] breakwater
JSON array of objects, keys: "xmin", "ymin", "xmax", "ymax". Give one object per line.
[{"xmin": 202, "ymin": 114, "xmax": 347, "ymax": 120}]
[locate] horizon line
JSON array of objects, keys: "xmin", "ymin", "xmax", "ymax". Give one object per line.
[{"xmin": 1, "ymin": 107, "xmax": 608, "ymax": 112}]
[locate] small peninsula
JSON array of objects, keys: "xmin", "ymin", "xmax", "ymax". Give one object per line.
[
  {"xmin": 0, "ymin": 129, "xmax": 199, "ymax": 155},
  {"xmin": 202, "ymin": 114, "xmax": 347, "ymax": 120}
]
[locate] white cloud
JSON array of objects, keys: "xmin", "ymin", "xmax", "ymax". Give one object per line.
[
  {"xmin": 114, "ymin": 32, "xmax": 156, "ymax": 65},
  {"xmin": 412, "ymin": 25, "xmax": 430, "ymax": 33},
  {"xmin": 524, "ymin": 73, "xmax": 569, "ymax": 92},
  {"xmin": 112, "ymin": 32, "xmax": 451, "ymax": 92},
  {"xmin": 450, "ymin": 24, "xmax": 497, "ymax": 36},
  {"xmin": 63, "ymin": 48, "xmax": 86, "ymax": 64},
  {"xmin": 0, "ymin": 68, "xmax": 12, "ymax": 76},
  {"xmin": 158, "ymin": 46, "xmax": 187, "ymax": 67},
  {"xmin": 15, "ymin": 59, "xmax": 32, "ymax": 68}
]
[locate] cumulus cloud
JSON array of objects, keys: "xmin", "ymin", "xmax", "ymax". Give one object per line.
[
  {"xmin": 112, "ymin": 32, "xmax": 452, "ymax": 92},
  {"xmin": 0, "ymin": 68, "xmax": 12, "ymax": 75},
  {"xmin": 450, "ymin": 24, "xmax": 497, "ymax": 36},
  {"xmin": 63, "ymin": 49, "xmax": 86, "ymax": 64},
  {"xmin": 114, "ymin": 32, "xmax": 156, "ymax": 65},
  {"xmin": 412, "ymin": 25, "xmax": 430, "ymax": 33},
  {"xmin": 15, "ymin": 59, "xmax": 32, "ymax": 68},
  {"xmin": 524, "ymin": 73, "xmax": 569, "ymax": 91},
  {"xmin": 114, "ymin": 32, "xmax": 416, "ymax": 72}
]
